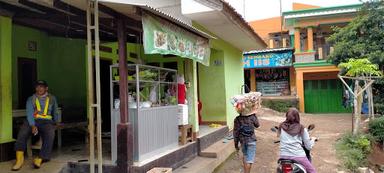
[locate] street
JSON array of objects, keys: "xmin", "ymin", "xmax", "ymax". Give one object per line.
[{"xmin": 214, "ymin": 113, "xmax": 352, "ymax": 173}]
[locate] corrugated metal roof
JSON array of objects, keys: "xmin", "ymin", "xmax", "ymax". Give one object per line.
[
  {"xmin": 139, "ymin": 5, "xmax": 216, "ymax": 39},
  {"xmin": 219, "ymin": 0, "xmax": 267, "ymax": 48},
  {"xmin": 244, "ymin": 47, "xmax": 294, "ymax": 55},
  {"xmin": 283, "ymin": 3, "xmax": 362, "ymax": 19},
  {"xmin": 284, "ymin": 8, "xmax": 358, "ymax": 19},
  {"xmin": 99, "ymin": 0, "xmax": 215, "ymax": 39}
]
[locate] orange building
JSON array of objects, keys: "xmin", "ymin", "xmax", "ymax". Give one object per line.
[{"xmin": 246, "ymin": 3, "xmax": 362, "ymax": 113}]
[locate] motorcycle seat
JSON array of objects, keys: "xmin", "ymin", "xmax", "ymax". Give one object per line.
[{"xmin": 277, "ymin": 158, "xmax": 299, "ymax": 164}]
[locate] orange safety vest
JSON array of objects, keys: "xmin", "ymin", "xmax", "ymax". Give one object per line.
[{"xmin": 33, "ymin": 96, "xmax": 52, "ymax": 120}]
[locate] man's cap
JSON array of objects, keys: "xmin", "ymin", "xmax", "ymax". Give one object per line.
[{"xmin": 35, "ymin": 80, "xmax": 48, "ymax": 87}]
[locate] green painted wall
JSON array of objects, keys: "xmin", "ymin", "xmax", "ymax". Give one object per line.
[
  {"xmin": 222, "ymin": 43, "xmax": 244, "ymax": 129},
  {"xmin": 194, "ymin": 23, "xmax": 244, "ymax": 129},
  {"xmin": 198, "ymin": 49, "xmax": 226, "ymax": 122},
  {"xmin": 12, "ymin": 25, "xmax": 48, "ymax": 108},
  {"xmin": 0, "ymin": 16, "xmax": 14, "ymax": 143},
  {"xmin": 41, "ymin": 37, "xmax": 87, "ymax": 111},
  {"xmin": 12, "ymin": 25, "xmax": 87, "ymax": 119}
]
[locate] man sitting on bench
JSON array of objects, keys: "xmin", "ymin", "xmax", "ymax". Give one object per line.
[{"xmin": 12, "ymin": 80, "xmax": 59, "ymax": 171}]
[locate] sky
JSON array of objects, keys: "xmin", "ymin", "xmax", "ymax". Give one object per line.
[{"xmin": 224, "ymin": 0, "xmax": 362, "ymax": 21}]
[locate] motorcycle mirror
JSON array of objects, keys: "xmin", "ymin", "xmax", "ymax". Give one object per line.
[{"xmin": 308, "ymin": 124, "xmax": 315, "ymax": 131}]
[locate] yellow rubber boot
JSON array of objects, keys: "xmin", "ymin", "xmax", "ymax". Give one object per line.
[
  {"xmin": 11, "ymin": 151, "xmax": 24, "ymax": 171},
  {"xmin": 33, "ymin": 157, "xmax": 43, "ymax": 169}
]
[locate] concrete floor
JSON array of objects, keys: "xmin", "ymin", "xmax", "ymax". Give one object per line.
[
  {"xmin": 0, "ymin": 139, "xmax": 112, "ymax": 173},
  {"xmin": 1, "ymin": 125, "xmax": 228, "ymax": 173}
]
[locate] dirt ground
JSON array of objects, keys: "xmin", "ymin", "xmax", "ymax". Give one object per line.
[{"xmin": 214, "ymin": 111, "xmax": 353, "ymax": 173}]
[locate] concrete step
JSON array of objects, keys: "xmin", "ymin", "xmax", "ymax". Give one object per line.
[
  {"xmin": 199, "ymin": 138, "xmax": 234, "ymax": 159},
  {"xmin": 173, "ymin": 156, "xmax": 216, "ymax": 173},
  {"xmin": 174, "ymin": 137, "xmax": 235, "ymax": 173}
]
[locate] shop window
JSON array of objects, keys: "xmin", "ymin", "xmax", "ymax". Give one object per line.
[{"xmin": 255, "ymin": 68, "xmax": 290, "ymax": 96}]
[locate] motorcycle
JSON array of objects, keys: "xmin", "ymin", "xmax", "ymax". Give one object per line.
[{"xmin": 271, "ymin": 124, "xmax": 317, "ymax": 173}]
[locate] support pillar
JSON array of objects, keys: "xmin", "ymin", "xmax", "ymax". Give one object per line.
[
  {"xmin": 269, "ymin": 39, "xmax": 274, "ymax": 49},
  {"xmin": 290, "ymin": 35, "xmax": 294, "ymax": 48},
  {"xmin": 282, "ymin": 38, "xmax": 287, "ymax": 48},
  {"xmin": 0, "ymin": 16, "xmax": 14, "ymax": 161},
  {"xmin": 250, "ymin": 69, "xmax": 256, "ymax": 91},
  {"xmin": 185, "ymin": 60, "xmax": 199, "ymax": 139},
  {"xmin": 307, "ymin": 27, "xmax": 314, "ymax": 52},
  {"xmin": 294, "ymin": 28, "xmax": 301, "ymax": 53},
  {"xmin": 116, "ymin": 18, "xmax": 133, "ymax": 173},
  {"xmin": 295, "ymin": 71, "xmax": 305, "ymax": 112},
  {"xmin": 289, "ymin": 67, "xmax": 296, "ymax": 95}
]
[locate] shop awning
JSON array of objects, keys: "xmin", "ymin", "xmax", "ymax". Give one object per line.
[
  {"xmin": 98, "ymin": 0, "xmax": 214, "ymax": 66},
  {"xmin": 182, "ymin": 0, "xmax": 267, "ymax": 51},
  {"xmin": 60, "ymin": 0, "xmax": 214, "ymax": 65}
]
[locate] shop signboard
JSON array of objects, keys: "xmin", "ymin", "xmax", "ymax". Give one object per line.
[
  {"xmin": 243, "ymin": 51, "xmax": 292, "ymax": 68},
  {"xmin": 142, "ymin": 12, "xmax": 210, "ymax": 66}
]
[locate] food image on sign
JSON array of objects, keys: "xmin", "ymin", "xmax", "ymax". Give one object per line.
[
  {"xmin": 154, "ymin": 31, "xmax": 167, "ymax": 50},
  {"xmin": 198, "ymin": 47, "xmax": 205, "ymax": 60},
  {"xmin": 178, "ymin": 40, "xmax": 185, "ymax": 53},
  {"xmin": 143, "ymin": 12, "xmax": 210, "ymax": 66},
  {"xmin": 193, "ymin": 44, "xmax": 198, "ymax": 57},
  {"xmin": 185, "ymin": 41, "xmax": 192, "ymax": 55},
  {"xmin": 168, "ymin": 34, "xmax": 177, "ymax": 51},
  {"xmin": 276, "ymin": 55, "xmax": 291, "ymax": 66}
]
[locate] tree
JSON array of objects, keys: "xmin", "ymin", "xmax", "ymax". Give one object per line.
[
  {"xmin": 328, "ymin": 0, "xmax": 384, "ymax": 122},
  {"xmin": 338, "ymin": 58, "xmax": 382, "ymax": 77},
  {"xmin": 328, "ymin": 1, "xmax": 384, "ymax": 65},
  {"xmin": 338, "ymin": 58, "xmax": 382, "ymax": 134}
]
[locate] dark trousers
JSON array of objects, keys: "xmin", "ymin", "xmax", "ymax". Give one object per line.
[{"xmin": 15, "ymin": 120, "xmax": 55, "ymax": 160}]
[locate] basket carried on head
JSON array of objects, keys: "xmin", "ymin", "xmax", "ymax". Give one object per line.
[{"xmin": 231, "ymin": 92, "xmax": 262, "ymax": 116}]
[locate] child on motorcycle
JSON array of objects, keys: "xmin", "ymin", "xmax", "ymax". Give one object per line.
[
  {"xmin": 232, "ymin": 92, "xmax": 261, "ymax": 173},
  {"xmin": 278, "ymin": 108, "xmax": 317, "ymax": 173}
]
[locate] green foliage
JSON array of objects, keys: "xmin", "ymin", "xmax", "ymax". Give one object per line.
[
  {"xmin": 336, "ymin": 133, "xmax": 373, "ymax": 171},
  {"xmin": 368, "ymin": 116, "xmax": 384, "ymax": 142},
  {"xmin": 328, "ymin": 1, "xmax": 384, "ymax": 65},
  {"xmin": 373, "ymin": 79, "xmax": 384, "ymax": 115},
  {"xmin": 374, "ymin": 103, "xmax": 384, "ymax": 115},
  {"xmin": 262, "ymin": 99, "xmax": 298, "ymax": 112},
  {"xmin": 329, "ymin": 1, "xmax": 384, "ymax": 116},
  {"xmin": 338, "ymin": 58, "xmax": 382, "ymax": 77}
]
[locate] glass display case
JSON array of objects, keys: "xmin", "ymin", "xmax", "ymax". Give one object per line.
[
  {"xmin": 111, "ymin": 64, "xmax": 178, "ymax": 109},
  {"xmin": 110, "ymin": 64, "xmax": 179, "ymax": 163}
]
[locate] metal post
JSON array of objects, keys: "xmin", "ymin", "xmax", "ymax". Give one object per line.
[
  {"xmin": 86, "ymin": 1, "xmax": 95, "ymax": 173},
  {"xmin": 93, "ymin": 1, "xmax": 103, "ymax": 172}
]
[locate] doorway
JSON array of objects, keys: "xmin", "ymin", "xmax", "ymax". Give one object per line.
[
  {"xmin": 18, "ymin": 58, "xmax": 37, "ymax": 109},
  {"xmin": 100, "ymin": 60, "xmax": 112, "ymax": 132},
  {"xmin": 92, "ymin": 59, "xmax": 112, "ymax": 132}
]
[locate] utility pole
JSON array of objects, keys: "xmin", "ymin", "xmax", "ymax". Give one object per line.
[
  {"xmin": 279, "ymin": 0, "xmax": 283, "ymax": 46},
  {"xmin": 243, "ymin": 0, "xmax": 246, "ymax": 19}
]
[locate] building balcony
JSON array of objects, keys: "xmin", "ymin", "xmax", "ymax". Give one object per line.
[
  {"xmin": 294, "ymin": 51, "xmax": 316, "ymax": 63},
  {"xmin": 294, "ymin": 45, "xmax": 334, "ymax": 64}
]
